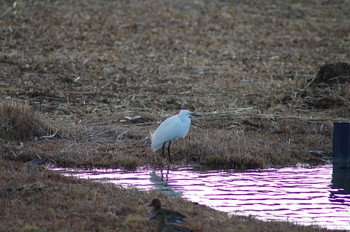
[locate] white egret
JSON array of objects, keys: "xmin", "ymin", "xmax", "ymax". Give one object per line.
[{"xmin": 151, "ymin": 110, "xmax": 199, "ymax": 162}]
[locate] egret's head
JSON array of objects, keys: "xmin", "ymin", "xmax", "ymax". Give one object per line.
[
  {"xmin": 178, "ymin": 110, "xmax": 200, "ymax": 118},
  {"xmin": 178, "ymin": 109, "xmax": 191, "ymax": 118}
]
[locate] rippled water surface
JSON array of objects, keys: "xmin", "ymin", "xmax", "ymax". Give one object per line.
[{"xmin": 54, "ymin": 165, "xmax": 350, "ymax": 230}]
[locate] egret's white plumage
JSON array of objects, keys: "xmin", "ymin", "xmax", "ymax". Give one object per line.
[{"xmin": 151, "ymin": 110, "xmax": 198, "ymax": 161}]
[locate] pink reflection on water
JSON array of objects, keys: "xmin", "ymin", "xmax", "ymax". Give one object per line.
[{"xmin": 53, "ymin": 165, "xmax": 350, "ymax": 230}]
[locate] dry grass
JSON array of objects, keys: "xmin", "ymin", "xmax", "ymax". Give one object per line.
[
  {"xmin": 169, "ymin": 115, "xmax": 332, "ymax": 169},
  {"xmin": 1, "ymin": 112, "xmax": 332, "ymax": 169},
  {"xmin": 0, "ymin": 101, "xmax": 52, "ymax": 141}
]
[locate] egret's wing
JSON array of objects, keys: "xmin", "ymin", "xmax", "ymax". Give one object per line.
[
  {"xmin": 151, "ymin": 115, "xmax": 182, "ymax": 151},
  {"xmin": 151, "ymin": 116, "xmax": 176, "ymax": 142}
]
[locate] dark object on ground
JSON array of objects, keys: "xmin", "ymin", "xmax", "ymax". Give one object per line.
[
  {"xmin": 151, "ymin": 211, "xmax": 193, "ymax": 232},
  {"xmin": 148, "ymin": 198, "xmax": 187, "ymax": 224},
  {"xmin": 309, "ymin": 62, "xmax": 350, "ymax": 86}
]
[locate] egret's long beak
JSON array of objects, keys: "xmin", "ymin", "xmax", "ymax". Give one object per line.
[{"xmin": 190, "ymin": 113, "xmax": 201, "ymax": 117}]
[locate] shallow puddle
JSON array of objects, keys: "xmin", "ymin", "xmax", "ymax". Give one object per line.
[{"xmin": 53, "ymin": 165, "xmax": 350, "ymax": 230}]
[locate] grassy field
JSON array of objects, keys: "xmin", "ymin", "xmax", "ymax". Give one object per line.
[{"xmin": 0, "ymin": 0, "xmax": 349, "ymax": 231}]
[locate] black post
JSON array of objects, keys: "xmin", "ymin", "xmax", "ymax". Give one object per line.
[
  {"xmin": 333, "ymin": 122, "xmax": 350, "ymax": 168},
  {"xmin": 332, "ymin": 122, "xmax": 350, "ymax": 194}
]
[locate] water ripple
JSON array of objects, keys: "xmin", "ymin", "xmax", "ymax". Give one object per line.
[{"xmin": 53, "ymin": 165, "xmax": 350, "ymax": 230}]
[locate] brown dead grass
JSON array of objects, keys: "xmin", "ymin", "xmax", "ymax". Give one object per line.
[
  {"xmin": 170, "ymin": 115, "xmax": 332, "ymax": 169},
  {"xmin": 1, "ymin": 112, "xmax": 332, "ymax": 169},
  {"xmin": 0, "ymin": 101, "xmax": 52, "ymax": 141}
]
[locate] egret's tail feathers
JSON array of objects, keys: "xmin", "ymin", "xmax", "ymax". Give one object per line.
[
  {"xmin": 150, "ymin": 130, "xmax": 155, "ymax": 141},
  {"xmin": 151, "ymin": 144, "xmax": 162, "ymax": 152},
  {"xmin": 150, "ymin": 131, "xmax": 159, "ymax": 151}
]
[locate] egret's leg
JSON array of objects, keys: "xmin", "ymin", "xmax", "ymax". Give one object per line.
[
  {"xmin": 162, "ymin": 142, "xmax": 166, "ymax": 158},
  {"xmin": 167, "ymin": 141, "xmax": 172, "ymax": 162}
]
